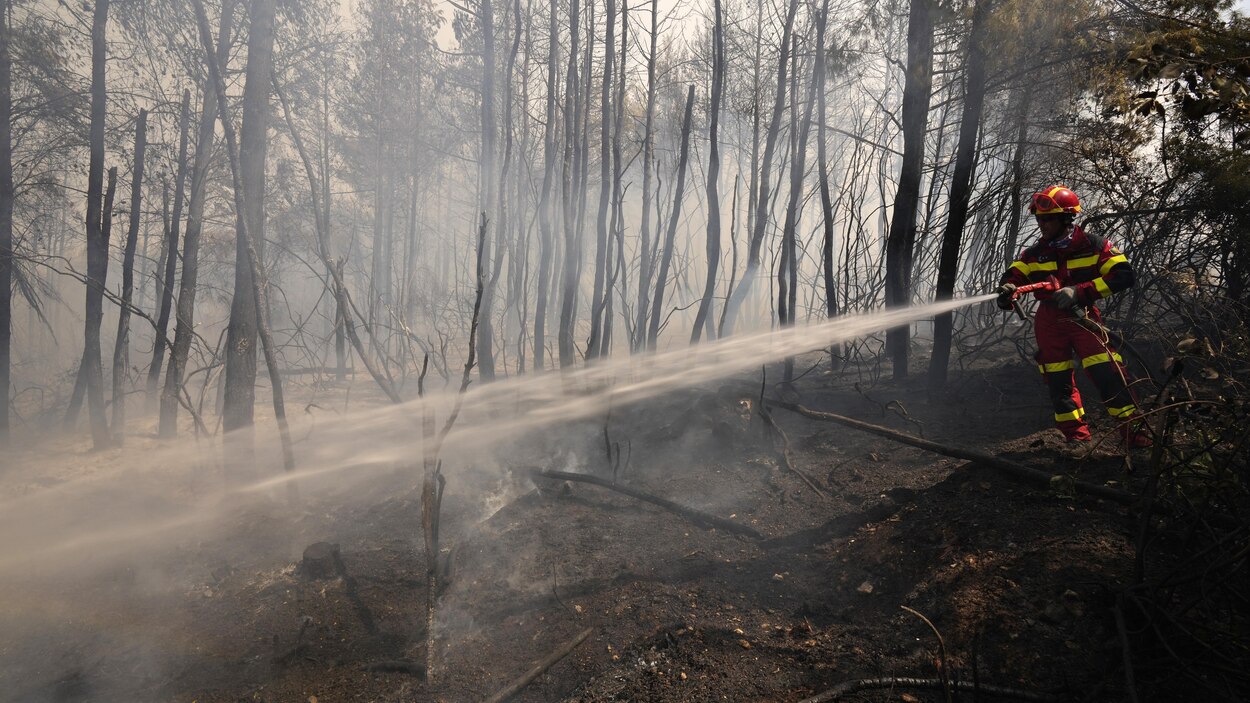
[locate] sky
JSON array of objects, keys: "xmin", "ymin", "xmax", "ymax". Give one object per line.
[
  {"xmin": 430, "ymin": 0, "xmax": 690, "ymax": 50},
  {"xmin": 424, "ymin": 0, "xmax": 1250, "ymax": 50}
]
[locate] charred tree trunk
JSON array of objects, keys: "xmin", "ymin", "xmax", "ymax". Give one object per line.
[
  {"xmin": 929, "ymin": 0, "xmax": 991, "ymax": 389},
  {"xmin": 76, "ymin": 169, "xmax": 117, "ymax": 443},
  {"xmin": 161, "ymin": 2, "xmax": 235, "ymax": 438},
  {"xmin": 74, "ymin": 0, "xmax": 112, "ymax": 449},
  {"xmin": 146, "ymin": 90, "xmax": 190, "ymax": 410},
  {"xmin": 647, "ymin": 86, "xmax": 696, "ymax": 350},
  {"xmin": 814, "ymin": 0, "xmax": 838, "ymax": 368},
  {"xmin": 721, "ymin": 0, "xmax": 799, "ymax": 335},
  {"xmin": 111, "ymin": 110, "xmax": 147, "ymax": 444},
  {"xmin": 632, "ymin": 0, "xmax": 659, "ymax": 352},
  {"xmin": 401, "ymin": 37, "xmax": 424, "ymax": 344},
  {"xmin": 476, "ymin": 0, "xmax": 499, "ymax": 381},
  {"xmin": 691, "ymin": 0, "xmax": 724, "ymax": 344},
  {"xmin": 150, "ymin": 187, "xmax": 169, "ymax": 315},
  {"xmin": 557, "ymin": 0, "xmax": 582, "ymax": 368},
  {"xmin": 884, "ymin": 0, "xmax": 935, "ymax": 380},
  {"xmin": 778, "ymin": 38, "xmax": 797, "ymax": 372},
  {"xmin": 576, "ymin": 1, "xmax": 593, "ymax": 315},
  {"xmin": 0, "ymin": 0, "xmax": 12, "ymax": 442},
  {"xmin": 605, "ymin": 0, "xmax": 628, "ymax": 356},
  {"xmin": 222, "ymin": 0, "xmax": 277, "ymax": 458},
  {"xmin": 779, "ymin": 30, "xmax": 819, "ymax": 381},
  {"xmin": 369, "ymin": 148, "xmax": 388, "ymax": 343},
  {"xmin": 722, "ymin": 1, "xmax": 763, "ymax": 337},
  {"xmin": 423, "ymin": 215, "xmax": 487, "ymax": 680},
  {"xmin": 489, "ymin": 0, "xmax": 522, "ymax": 376},
  {"xmin": 533, "ymin": 0, "xmax": 560, "ymax": 372},
  {"xmin": 586, "ymin": 0, "xmax": 615, "ymax": 360},
  {"xmin": 192, "ymin": 0, "xmax": 296, "ymax": 489},
  {"xmin": 325, "ymin": 64, "xmax": 344, "ymax": 381}
]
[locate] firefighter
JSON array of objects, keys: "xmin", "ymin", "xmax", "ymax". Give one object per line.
[{"xmin": 995, "ymin": 185, "xmax": 1151, "ymax": 446}]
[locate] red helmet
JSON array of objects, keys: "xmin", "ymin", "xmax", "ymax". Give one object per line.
[{"xmin": 1029, "ymin": 185, "xmax": 1082, "ymax": 216}]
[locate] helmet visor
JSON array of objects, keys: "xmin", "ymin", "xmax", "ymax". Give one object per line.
[{"xmin": 1031, "ymin": 193, "xmax": 1059, "ymax": 214}]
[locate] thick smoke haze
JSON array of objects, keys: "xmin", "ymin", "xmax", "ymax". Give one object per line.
[
  {"xmin": 1, "ymin": 296, "xmax": 988, "ymax": 700},
  {"xmin": 1, "ymin": 0, "xmax": 1244, "ymax": 697}
]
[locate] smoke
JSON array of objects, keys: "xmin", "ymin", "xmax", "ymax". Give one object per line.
[
  {"xmin": 0, "ymin": 294, "xmax": 993, "ymax": 699},
  {"xmin": 3, "ymin": 294, "xmax": 994, "ymax": 573}
]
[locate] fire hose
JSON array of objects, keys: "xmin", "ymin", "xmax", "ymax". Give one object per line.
[{"xmin": 1004, "ymin": 275, "xmax": 1156, "ymax": 383}]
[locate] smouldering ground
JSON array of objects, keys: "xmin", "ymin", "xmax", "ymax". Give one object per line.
[{"xmin": 1, "ymin": 353, "xmax": 1160, "ymax": 702}]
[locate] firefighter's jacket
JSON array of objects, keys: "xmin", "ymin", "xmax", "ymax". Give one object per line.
[{"xmin": 1000, "ymin": 225, "xmax": 1134, "ymax": 309}]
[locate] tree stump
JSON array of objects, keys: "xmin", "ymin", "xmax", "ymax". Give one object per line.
[{"xmin": 299, "ymin": 541, "xmax": 341, "ymax": 580}]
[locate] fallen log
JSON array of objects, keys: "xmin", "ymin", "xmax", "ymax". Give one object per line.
[
  {"xmin": 757, "ymin": 399, "xmax": 828, "ymax": 498},
  {"xmin": 767, "ymin": 400, "xmax": 1135, "ymax": 506},
  {"xmin": 797, "ymin": 676, "xmax": 1061, "ymax": 703},
  {"xmin": 532, "ymin": 469, "xmax": 765, "ymax": 540},
  {"xmin": 484, "ymin": 627, "xmax": 594, "ymax": 703}
]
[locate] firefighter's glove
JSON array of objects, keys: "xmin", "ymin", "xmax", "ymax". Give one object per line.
[
  {"xmin": 995, "ymin": 283, "xmax": 1017, "ymax": 311},
  {"xmin": 1052, "ymin": 286, "xmax": 1079, "ymax": 310}
]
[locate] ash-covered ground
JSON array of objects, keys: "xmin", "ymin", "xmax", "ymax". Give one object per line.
[{"xmin": 0, "ymin": 349, "xmax": 1205, "ymax": 702}]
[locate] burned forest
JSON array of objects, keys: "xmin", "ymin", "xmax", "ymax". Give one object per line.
[{"xmin": 2, "ymin": 0, "xmax": 1250, "ymax": 700}]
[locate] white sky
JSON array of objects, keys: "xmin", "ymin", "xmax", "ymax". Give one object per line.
[
  {"xmin": 431, "ymin": 0, "xmax": 690, "ymax": 50},
  {"xmin": 426, "ymin": 0, "xmax": 1250, "ymax": 49}
]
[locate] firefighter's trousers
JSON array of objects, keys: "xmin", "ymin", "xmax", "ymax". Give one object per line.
[{"xmin": 1034, "ymin": 304, "xmax": 1140, "ymax": 441}]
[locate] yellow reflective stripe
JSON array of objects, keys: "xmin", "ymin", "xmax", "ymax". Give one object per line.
[
  {"xmin": 1108, "ymin": 404, "xmax": 1138, "ymax": 418},
  {"xmin": 1030, "ymin": 261, "xmax": 1058, "ymax": 273},
  {"xmin": 1099, "ymin": 254, "xmax": 1128, "ymax": 276},
  {"xmin": 1037, "ymin": 360, "xmax": 1075, "ymax": 373},
  {"xmin": 1010, "ymin": 261, "xmax": 1029, "ymax": 276},
  {"xmin": 1093, "ymin": 277, "xmax": 1111, "ymax": 298},
  {"xmin": 1081, "ymin": 352, "xmax": 1124, "ymax": 368},
  {"xmin": 1055, "ymin": 407, "xmax": 1086, "ymax": 423},
  {"xmin": 1067, "ymin": 254, "xmax": 1100, "ymax": 269}
]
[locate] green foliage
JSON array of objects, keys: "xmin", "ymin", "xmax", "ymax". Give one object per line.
[
  {"xmin": 981, "ymin": 0, "xmax": 1101, "ymax": 77},
  {"xmin": 1112, "ymin": 6, "xmax": 1250, "ymax": 135},
  {"xmin": 1174, "ymin": 142, "xmax": 1250, "ymax": 224},
  {"xmin": 1062, "ymin": 0, "xmax": 1250, "ymax": 305}
]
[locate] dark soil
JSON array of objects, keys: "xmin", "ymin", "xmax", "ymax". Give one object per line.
[{"xmin": 5, "ymin": 351, "xmax": 1233, "ymax": 703}]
